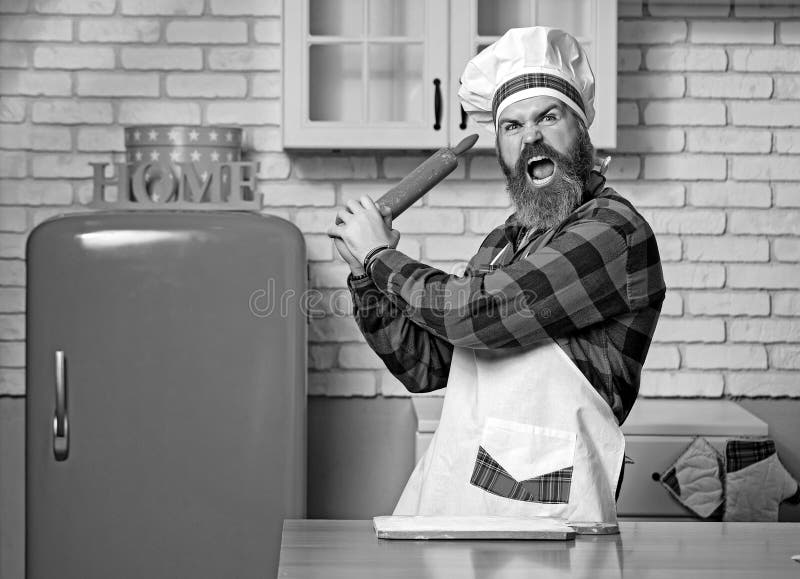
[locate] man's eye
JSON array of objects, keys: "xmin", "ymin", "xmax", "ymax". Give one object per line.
[{"xmin": 542, "ymin": 114, "xmax": 558, "ymax": 123}]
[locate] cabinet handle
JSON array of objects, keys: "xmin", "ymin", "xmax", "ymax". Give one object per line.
[
  {"xmin": 53, "ymin": 350, "xmax": 69, "ymax": 461},
  {"xmin": 460, "ymin": 105, "xmax": 468, "ymax": 130},
  {"xmin": 433, "ymin": 78, "xmax": 442, "ymax": 131}
]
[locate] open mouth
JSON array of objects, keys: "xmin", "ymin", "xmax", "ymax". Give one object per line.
[{"xmin": 526, "ymin": 155, "xmax": 556, "ymax": 187}]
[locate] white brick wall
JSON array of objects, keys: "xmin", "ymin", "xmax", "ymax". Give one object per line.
[
  {"xmin": 689, "ymin": 21, "xmax": 774, "ymax": 44},
  {"xmin": 688, "ymin": 182, "xmax": 771, "ymax": 207},
  {"xmin": 731, "ymin": 47, "xmax": 800, "ymax": 71},
  {"xmin": 645, "ymin": 46, "xmax": 728, "ymax": 71},
  {"xmin": 648, "ymin": 0, "xmax": 730, "ymax": 18},
  {"xmin": 626, "ymin": 8, "xmax": 800, "ymax": 398},
  {"xmin": 0, "ymin": 2, "xmax": 798, "ymax": 403},
  {"xmin": 686, "ymin": 73, "xmax": 772, "ymax": 99}
]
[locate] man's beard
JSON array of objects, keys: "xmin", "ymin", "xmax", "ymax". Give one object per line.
[{"xmin": 498, "ymin": 123, "xmax": 595, "ymax": 233}]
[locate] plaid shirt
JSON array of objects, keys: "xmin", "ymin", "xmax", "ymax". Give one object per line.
[{"xmin": 348, "ymin": 172, "xmax": 665, "ymax": 425}]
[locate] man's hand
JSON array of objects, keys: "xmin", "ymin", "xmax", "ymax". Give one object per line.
[
  {"xmin": 327, "ymin": 197, "xmax": 399, "ymax": 273},
  {"xmin": 331, "ymin": 237, "xmax": 365, "ymax": 276}
]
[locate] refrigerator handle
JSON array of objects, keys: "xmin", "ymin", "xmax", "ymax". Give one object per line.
[{"xmin": 53, "ymin": 350, "xmax": 69, "ymax": 461}]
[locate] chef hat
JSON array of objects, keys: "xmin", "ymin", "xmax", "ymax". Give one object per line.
[{"xmin": 458, "ymin": 26, "xmax": 595, "ymax": 133}]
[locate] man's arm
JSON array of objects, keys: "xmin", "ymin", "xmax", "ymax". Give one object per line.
[
  {"xmin": 349, "ymin": 275, "xmax": 454, "ymax": 393},
  {"xmin": 328, "ymin": 200, "xmax": 454, "ymax": 393},
  {"xmin": 365, "ymin": 216, "xmax": 664, "ymax": 349}
]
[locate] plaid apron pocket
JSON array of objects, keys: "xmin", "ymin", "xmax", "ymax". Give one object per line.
[
  {"xmin": 470, "ymin": 446, "xmax": 573, "ymax": 503},
  {"xmin": 470, "ymin": 417, "xmax": 576, "ymax": 504}
]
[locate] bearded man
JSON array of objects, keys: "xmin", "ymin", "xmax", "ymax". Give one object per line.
[{"xmin": 327, "ymin": 27, "xmax": 665, "ymax": 528}]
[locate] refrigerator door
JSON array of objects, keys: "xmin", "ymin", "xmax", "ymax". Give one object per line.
[{"xmin": 26, "ymin": 211, "xmax": 306, "ymax": 579}]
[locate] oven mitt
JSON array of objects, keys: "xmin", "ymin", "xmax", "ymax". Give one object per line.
[
  {"xmin": 723, "ymin": 439, "xmax": 800, "ymax": 522},
  {"xmin": 659, "ymin": 437, "xmax": 725, "ymax": 519}
]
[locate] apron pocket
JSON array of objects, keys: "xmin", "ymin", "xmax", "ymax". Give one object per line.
[{"xmin": 470, "ymin": 417, "xmax": 576, "ymax": 504}]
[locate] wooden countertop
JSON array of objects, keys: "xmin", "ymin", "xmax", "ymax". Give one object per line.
[{"xmin": 278, "ymin": 519, "xmax": 800, "ymax": 578}]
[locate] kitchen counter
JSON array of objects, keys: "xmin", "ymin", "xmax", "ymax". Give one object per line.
[{"xmin": 278, "ymin": 519, "xmax": 800, "ymax": 578}]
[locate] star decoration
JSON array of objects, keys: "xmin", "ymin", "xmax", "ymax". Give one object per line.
[{"xmin": 122, "ymin": 128, "xmax": 252, "ymax": 206}]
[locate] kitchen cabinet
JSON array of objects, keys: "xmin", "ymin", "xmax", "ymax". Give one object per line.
[{"xmin": 283, "ymin": 0, "xmax": 617, "ymax": 150}]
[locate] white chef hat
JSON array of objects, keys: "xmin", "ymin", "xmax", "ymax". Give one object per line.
[{"xmin": 458, "ymin": 26, "xmax": 595, "ymax": 133}]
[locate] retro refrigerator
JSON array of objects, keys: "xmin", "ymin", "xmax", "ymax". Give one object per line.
[{"xmin": 25, "ymin": 211, "xmax": 306, "ymax": 579}]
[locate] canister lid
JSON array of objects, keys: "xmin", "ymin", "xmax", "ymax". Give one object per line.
[{"xmin": 124, "ymin": 125, "xmax": 242, "ymax": 148}]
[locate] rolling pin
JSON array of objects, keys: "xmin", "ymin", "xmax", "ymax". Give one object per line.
[{"xmin": 336, "ymin": 134, "xmax": 479, "ymax": 223}]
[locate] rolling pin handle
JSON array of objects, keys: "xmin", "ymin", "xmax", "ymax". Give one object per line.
[{"xmin": 452, "ymin": 134, "xmax": 479, "ymax": 157}]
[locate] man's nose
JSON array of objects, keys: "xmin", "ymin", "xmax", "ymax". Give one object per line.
[{"xmin": 522, "ymin": 125, "xmax": 542, "ymax": 145}]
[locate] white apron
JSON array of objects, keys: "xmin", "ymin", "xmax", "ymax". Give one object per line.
[{"xmin": 393, "ymin": 340, "xmax": 625, "ymax": 526}]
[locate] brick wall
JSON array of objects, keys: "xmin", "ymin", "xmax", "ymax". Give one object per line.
[{"xmin": 0, "ymin": 0, "xmax": 799, "ymax": 401}]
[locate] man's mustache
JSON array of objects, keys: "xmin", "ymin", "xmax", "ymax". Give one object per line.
[{"xmin": 514, "ymin": 142, "xmax": 572, "ymax": 176}]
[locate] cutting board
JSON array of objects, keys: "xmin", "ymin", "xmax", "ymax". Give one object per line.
[{"xmin": 373, "ymin": 516, "xmax": 576, "ymax": 540}]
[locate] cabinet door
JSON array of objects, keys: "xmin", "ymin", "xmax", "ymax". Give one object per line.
[
  {"xmin": 284, "ymin": 0, "xmax": 449, "ymax": 149},
  {"xmin": 450, "ymin": 0, "xmax": 617, "ymax": 152}
]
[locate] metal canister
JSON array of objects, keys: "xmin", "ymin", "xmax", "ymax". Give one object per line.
[{"xmin": 124, "ymin": 126, "xmax": 243, "ymax": 203}]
